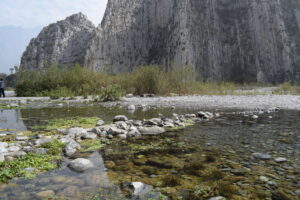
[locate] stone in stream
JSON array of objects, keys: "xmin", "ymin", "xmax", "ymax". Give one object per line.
[
  {"xmin": 36, "ymin": 190, "xmax": 55, "ymax": 198},
  {"xmin": 7, "ymin": 146, "xmax": 21, "ymax": 152},
  {"xmin": 15, "ymin": 136, "xmax": 29, "ymax": 141},
  {"xmin": 64, "ymin": 140, "xmax": 81, "ymax": 157},
  {"xmin": 252, "ymin": 153, "xmax": 272, "ymax": 160},
  {"xmin": 0, "ymin": 142, "xmax": 8, "ymax": 153},
  {"xmin": 274, "ymin": 157, "xmax": 287, "ymax": 163},
  {"xmin": 108, "ymin": 127, "xmax": 127, "ymax": 135},
  {"xmin": 208, "ymin": 197, "xmax": 226, "ymax": 200},
  {"xmin": 96, "ymin": 120, "xmax": 105, "ymax": 126},
  {"xmin": 34, "ymin": 138, "xmax": 52, "ymax": 145},
  {"xmin": 252, "ymin": 115, "xmax": 259, "ymax": 119},
  {"xmin": 65, "ymin": 127, "xmax": 87, "ymax": 138},
  {"xmin": 127, "ymin": 104, "xmax": 136, "ymax": 111},
  {"xmin": 68, "ymin": 158, "xmax": 94, "ymax": 172},
  {"xmin": 0, "ymin": 154, "xmax": 4, "ymax": 162},
  {"xmin": 138, "ymin": 126, "xmax": 165, "ymax": 136},
  {"xmin": 113, "ymin": 115, "xmax": 128, "ymax": 122},
  {"xmin": 34, "ymin": 148, "xmax": 48, "ymax": 155},
  {"xmin": 197, "ymin": 111, "xmax": 209, "ymax": 119}
]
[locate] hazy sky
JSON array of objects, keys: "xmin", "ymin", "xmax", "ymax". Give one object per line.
[{"xmin": 0, "ymin": 0, "xmax": 108, "ymax": 28}]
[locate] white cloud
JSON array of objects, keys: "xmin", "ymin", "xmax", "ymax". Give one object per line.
[{"xmin": 0, "ymin": 0, "xmax": 107, "ymax": 28}]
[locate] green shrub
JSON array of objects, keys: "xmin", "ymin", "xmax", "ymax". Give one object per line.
[{"xmin": 101, "ymin": 84, "xmax": 124, "ymax": 101}]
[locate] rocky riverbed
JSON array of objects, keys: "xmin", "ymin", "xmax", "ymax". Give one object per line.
[{"xmin": 0, "ymin": 99, "xmax": 299, "ymax": 200}]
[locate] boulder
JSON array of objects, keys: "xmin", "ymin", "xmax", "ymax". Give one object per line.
[
  {"xmin": 34, "ymin": 148, "xmax": 48, "ymax": 155},
  {"xmin": 64, "ymin": 140, "xmax": 81, "ymax": 157},
  {"xmin": 68, "ymin": 158, "xmax": 94, "ymax": 172},
  {"xmin": 7, "ymin": 146, "xmax": 21, "ymax": 152},
  {"xmin": 127, "ymin": 104, "xmax": 136, "ymax": 111},
  {"xmin": 113, "ymin": 115, "xmax": 128, "ymax": 122},
  {"xmin": 138, "ymin": 126, "xmax": 165, "ymax": 136},
  {"xmin": 0, "ymin": 142, "xmax": 8, "ymax": 153},
  {"xmin": 108, "ymin": 127, "xmax": 127, "ymax": 135},
  {"xmin": 96, "ymin": 120, "xmax": 105, "ymax": 126}
]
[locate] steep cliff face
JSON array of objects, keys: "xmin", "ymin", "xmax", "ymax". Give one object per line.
[
  {"xmin": 20, "ymin": 13, "xmax": 95, "ymax": 71},
  {"xmin": 85, "ymin": 0, "xmax": 300, "ymax": 83}
]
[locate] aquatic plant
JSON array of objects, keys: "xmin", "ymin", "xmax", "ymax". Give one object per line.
[
  {"xmin": 41, "ymin": 139, "xmax": 65, "ymax": 155},
  {"xmin": 0, "ymin": 153, "xmax": 60, "ymax": 182}
]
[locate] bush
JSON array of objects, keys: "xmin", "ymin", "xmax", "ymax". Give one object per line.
[{"xmin": 15, "ymin": 64, "xmax": 239, "ymax": 98}]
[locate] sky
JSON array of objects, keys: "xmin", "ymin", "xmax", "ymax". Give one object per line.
[
  {"xmin": 0, "ymin": 0, "xmax": 108, "ymax": 28},
  {"xmin": 0, "ymin": 0, "xmax": 108, "ymax": 73}
]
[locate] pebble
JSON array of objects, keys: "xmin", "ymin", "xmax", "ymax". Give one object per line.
[
  {"xmin": 127, "ymin": 104, "xmax": 136, "ymax": 111},
  {"xmin": 259, "ymin": 176, "xmax": 269, "ymax": 183},
  {"xmin": 252, "ymin": 152, "xmax": 272, "ymax": 160},
  {"xmin": 274, "ymin": 157, "xmax": 287, "ymax": 163},
  {"xmin": 36, "ymin": 190, "xmax": 55, "ymax": 198},
  {"xmin": 208, "ymin": 197, "xmax": 226, "ymax": 200}
]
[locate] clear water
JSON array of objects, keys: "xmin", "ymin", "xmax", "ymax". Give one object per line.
[{"xmin": 0, "ymin": 106, "xmax": 299, "ymax": 200}]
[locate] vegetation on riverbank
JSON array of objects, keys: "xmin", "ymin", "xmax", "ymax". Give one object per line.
[
  {"xmin": 15, "ymin": 65, "xmax": 237, "ymax": 98},
  {"xmin": 14, "ymin": 65, "xmax": 300, "ymax": 98}
]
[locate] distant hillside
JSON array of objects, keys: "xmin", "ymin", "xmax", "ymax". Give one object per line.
[{"xmin": 0, "ymin": 25, "xmax": 41, "ymax": 73}]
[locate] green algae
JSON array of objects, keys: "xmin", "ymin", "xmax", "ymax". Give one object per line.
[
  {"xmin": 0, "ymin": 153, "xmax": 61, "ymax": 183},
  {"xmin": 79, "ymin": 139, "xmax": 108, "ymax": 152},
  {"xmin": 30, "ymin": 117, "xmax": 100, "ymax": 130}
]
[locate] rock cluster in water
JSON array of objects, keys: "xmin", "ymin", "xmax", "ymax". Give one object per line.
[
  {"xmin": 0, "ymin": 110, "xmax": 216, "ymax": 171},
  {"xmin": 20, "ymin": 0, "xmax": 300, "ymax": 83}
]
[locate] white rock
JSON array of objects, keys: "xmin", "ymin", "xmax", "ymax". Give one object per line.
[
  {"xmin": 0, "ymin": 154, "xmax": 4, "ymax": 162},
  {"xmin": 252, "ymin": 152, "xmax": 272, "ymax": 160},
  {"xmin": 252, "ymin": 115, "xmax": 259, "ymax": 119},
  {"xmin": 16, "ymin": 136, "xmax": 29, "ymax": 141},
  {"xmin": 68, "ymin": 158, "xmax": 94, "ymax": 172},
  {"xmin": 208, "ymin": 196, "xmax": 226, "ymax": 200},
  {"xmin": 127, "ymin": 104, "xmax": 136, "ymax": 110},
  {"xmin": 138, "ymin": 126, "xmax": 165, "ymax": 136},
  {"xmin": 0, "ymin": 142, "xmax": 8, "ymax": 153},
  {"xmin": 113, "ymin": 115, "xmax": 128, "ymax": 122},
  {"xmin": 274, "ymin": 157, "xmax": 287, "ymax": 163},
  {"xmin": 96, "ymin": 120, "xmax": 105, "ymax": 126},
  {"xmin": 259, "ymin": 176, "xmax": 269, "ymax": 183},
  {"xmin": 8, "ymin": 146, "xmax": 21, "ymax": 152}
]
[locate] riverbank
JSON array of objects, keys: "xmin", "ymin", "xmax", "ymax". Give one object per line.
[{"xmin": 1, "ymin": 92, "xmax": 300, "ymax": 111}]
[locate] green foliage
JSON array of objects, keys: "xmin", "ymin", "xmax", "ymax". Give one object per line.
[
  {"xmin": 273, "ymin": 82, "xmax": 300, "ymax": 95},
  {"xmin": 15, "ymin": 64, "xmax": 240, "ymax": 98},
  {"xmin": 101, "ymin": 84, "xmax": 124, "ymax": 101},
  {"xmin": 31, "ymin": 117, "xmax": 100, "ymax": 130},
  {"xmin": 41, "ymin": 139, "xmax": 65, "ymax": 155},
  {"xmin": 0, "ymin": 153, "xmax": 59, "ymax": 182}
]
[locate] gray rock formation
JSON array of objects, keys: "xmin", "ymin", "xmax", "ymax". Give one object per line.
[
  {"xmin": 20, "ymin": 1, "xmax": 300, "ymax": 83},
  {"xmin": 20, "ymin": 13, "xmax": 95, "ymax": 71},
  {"xmin": 85, "ymin": 0, "xmax": 300, "ymax": 83}
]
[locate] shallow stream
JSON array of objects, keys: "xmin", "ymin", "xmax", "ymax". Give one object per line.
[{"xmin": 0, "ymin": 106, "xmax": 299, "ymax": 200}]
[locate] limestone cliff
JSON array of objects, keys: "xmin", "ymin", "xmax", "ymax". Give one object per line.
[
  {"xmin": 85, "ymin": 0, "xmax": 300, "ymax": 83},
  {"xmin": 20, "ymin": 13, "xmax": 95, "ymax": 71}
]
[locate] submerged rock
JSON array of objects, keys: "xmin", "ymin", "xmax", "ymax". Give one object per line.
[
  {"xmin": 96, "ymin": 120, "xmax": 105, "ymax": 126},
  {"xmin": 68, "ymin": 158, "xmax": 94, "ymax": 172},
  {"xmin": 138, "ymin": 126, "xmax": 165, "ymax": 136},
  {"xmin": 274, "ymin": 157, "xmax": 287, "ymax": 163},
  {"xmin": 36, "ymin": 190, "xmax": 55, "ymax": 198},
  {"xmin": 252, "ymin": 153, "xmax": 272, "ymax": 160}
]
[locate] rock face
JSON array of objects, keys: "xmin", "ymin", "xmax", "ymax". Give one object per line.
[
  {"xmin": 20, "ymin": 1, "xmax": 300, "ymax": 83},
  {"xmin": 85, "ymin": 0, "xmax": 300, "ymax": 83},
  {"xmin": 20, "ymin": 13, "xmax": 95, "ymax": 71}
]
